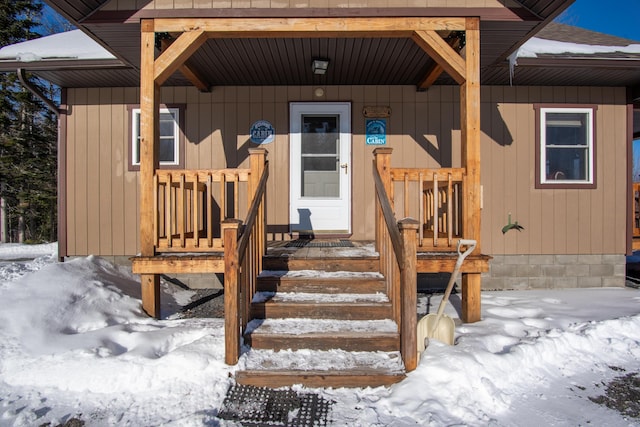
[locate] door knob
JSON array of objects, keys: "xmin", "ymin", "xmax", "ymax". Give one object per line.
[{"xmin": 340, "ymin": 163, "xmax": 348, "ymax": 174}]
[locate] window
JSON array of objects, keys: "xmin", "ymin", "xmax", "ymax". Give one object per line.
[
  {"xmin": 536, "ymin": 105, "xmax": 596, "ymax": 189},
  {"xmin": 129, "ymin": 105, "xmax": 184, "ymax": 171}
]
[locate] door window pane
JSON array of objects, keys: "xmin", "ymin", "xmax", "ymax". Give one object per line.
[{"xmin": 301, "ymin": 114, "xmax": 340, "ymax": 198}]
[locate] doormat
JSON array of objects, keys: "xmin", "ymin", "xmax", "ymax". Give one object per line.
[
  {"xmin": 285, "ymin": 239, "xmax": 353, "ymax": 248},
  {"xmin": 218, "ymin": 384, "xmax": 333, "ymax": 426}
]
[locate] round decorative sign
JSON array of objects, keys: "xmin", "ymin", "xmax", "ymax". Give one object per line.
[{"xmin": 250, "ymin": 120, "xmax": 275, "ymax": 145}]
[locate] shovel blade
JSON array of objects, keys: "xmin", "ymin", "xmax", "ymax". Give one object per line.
[{"xmin": 418, "ymin": 313, "xmax": 456, "ymax": 348}]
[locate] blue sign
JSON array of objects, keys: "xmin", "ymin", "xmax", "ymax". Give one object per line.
[
  {"xmin": 366, "ymin": 118, "xmax": 386, "ymax": 145},
  {"xmin": 250, "ymin": 120, "xmax": 275, "ymax": 144}
]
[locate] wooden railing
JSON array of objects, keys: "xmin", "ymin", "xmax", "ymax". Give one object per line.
[
  {"xmin": 373, "ymin": 148, "xmax": 419, "ymax": 372},
  {"xmin": 390, "ymin": 167, "xmax": 465, "ymax": 251},
  {"xmin": 153, "ymin": 150, "xmax": 267, "ymax": 253},
  {"xmin": 634, "ymin": 183, "xmax": 640, "ymax": 237},
  {"xmin": 223, "ymin": 149, "xmax": 268, "ymax": 365}
]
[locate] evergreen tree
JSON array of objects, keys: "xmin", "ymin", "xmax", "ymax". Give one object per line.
[{"xmin": 0, "ymin": 0, "xmax": 58, "ymax": 243}]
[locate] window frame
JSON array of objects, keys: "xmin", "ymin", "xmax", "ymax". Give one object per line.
[
  {"xmin": 535, "ymin": 104, "xmax": 597, "ymax": 189},
  {"xmin": 128, "ymin": 104, "xmax": 185, "ymax": 171}
]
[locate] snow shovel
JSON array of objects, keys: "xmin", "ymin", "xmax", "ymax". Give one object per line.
[{"xmin": 417, "ymin": 239, "xmax": 477, "ymax": 354}]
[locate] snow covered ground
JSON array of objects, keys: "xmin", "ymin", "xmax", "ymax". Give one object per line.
[{"xmin": 0, "ymin": 244, "xmax": 639, "ymax": 426}]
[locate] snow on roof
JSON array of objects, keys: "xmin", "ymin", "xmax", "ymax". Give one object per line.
[
  {"xmin": 0, "ymin": 29, "xmax": 115, "ymax": 62},
  {"xmin": 516, "ymin": 36, "xmax": 640, "ymax": 59}
]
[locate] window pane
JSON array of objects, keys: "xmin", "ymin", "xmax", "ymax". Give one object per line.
[
  {"xmin": 159, "ymin": 119, "xmax": 175, "ymax": 137},
  {"xmin": 159, "ymin": 137, "xmax": 175, "ymax": 163},
  {"xmin": 546, "ymin": 147, "xmax": 588, "ymax": 180},
  {"xmin": 302, "ymin": 116, "xmax": 338, "ymax": 155},
  {"xmin": 546, "ymin": 112, "xmax": 588, "ymax": 146},
  {"xmin": 303, "ymin": 157, "xmax": 338, "ymax": 172}
]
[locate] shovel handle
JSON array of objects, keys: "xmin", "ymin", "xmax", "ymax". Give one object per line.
[{"xmin": 433, "ymin": 239, "xmax": 477, "ymax": 320}]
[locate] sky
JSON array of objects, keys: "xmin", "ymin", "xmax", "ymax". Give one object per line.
[{"xmin": 556, "ymin": 0, "xmax": 640, "ymax": 41}]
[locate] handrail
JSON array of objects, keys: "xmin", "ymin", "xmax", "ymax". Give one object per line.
[
  {"xmin": 224, "ymin": 149, "xmax": 268, "ymax": 365},
  {"xmin": 372, "ymin": 158, "xmax": 419, "ymax": 372},
  {"xmin": 373, "ymin": 163, "xmax": 404, "ymax": 263},
  {"xmin": 238, "ymin": 162, "xmax": 269, "ymax": 260}
]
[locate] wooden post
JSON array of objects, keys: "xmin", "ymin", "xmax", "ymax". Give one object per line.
[
  {"xmin": 223, "ymin": 219, "xmax": 242, "ymax": 365},
  {"xmin": 460, "ymin": 18, "xmax": 482, "ymax": 323},
  {"xmin": 374, "ymin": 147, "xmax": 393, "ymax": 253},
  {"xmin": 249, "ymin": 148, "xmax": 267, "ymax": 261},
  {"xmin": 140, "ymin": 19, "xmax": 161, "ymax": 318},
  {"xmin": 399, "ymin": 218, "xmax": 419, "ymax": 372}
]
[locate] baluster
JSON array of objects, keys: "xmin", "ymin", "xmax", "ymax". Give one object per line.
[
  {"xmin": 433, "ymin": 172, "xmax": 438, "ymax": 247},
  {"xmin": 404, "ymin": 173, "xmax": 409, "ymax": 218},
  {"xmin": 447, "ymin": 173, "xmax": 453, "ymax": 246},
  {"xmin": 166, "ymin": 174, "xmax": 172, "ymax": 248},
  {"xmin": 180, "ymin": 173, "xmax": 186, "ymax": 247},
  {"xmin": 234, "ymin": 173, "xmax": 239, "ymax": 219},
  {"xmin": 193, "ymin": 173, "xmax": 200, "ymax": 248},
  {"xmin": 418, "ymin": 172, "xmax": 424, "ymax": 247},
  {"xmin": 207, "ymin": 174, "xmax": 213, "ymax": 247},
  {"xmin": 154, "ymin": 174, "xmax": 159, "ymax": 247}
]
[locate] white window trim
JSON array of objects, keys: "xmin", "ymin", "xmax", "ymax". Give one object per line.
[
  {"xmin": 539, "ymin": 107, "xmax": 594, "ymax": 186},
  {"xmin": 131, "ymin": 107, "xmax": 180, "ymax": 167}
]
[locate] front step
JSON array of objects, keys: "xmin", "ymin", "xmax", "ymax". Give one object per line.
[
  {"xmin": 237, "ymin": 243, "xmax": 405, "ymax": 388},
  {"xmin": 251, "ymin": 291, "xmax": 393, "ymax": 320},
  {"xmin": 235, "ymin": 349, "xmax": 406, "ymax": 388},
  {"xmin": 245, "ymin": 318, "xmax": 399, "ymax": 351},
  {"xmin": 257, "ymin": 270, "xmax": 386, "ymax": 293}
]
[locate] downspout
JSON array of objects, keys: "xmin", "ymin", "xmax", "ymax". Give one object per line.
[
  {"xmin": 17, "ymin": 68, "xmax": 59, "ymax": 117},
  {"xmin": 16, "ymin": 68, "xmax": 66, "ymax": 261}
]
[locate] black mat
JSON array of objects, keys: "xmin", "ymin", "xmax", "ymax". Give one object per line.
[{"xmin": 218, "ymin": 384, "xmax": 332, "ymax": 426}]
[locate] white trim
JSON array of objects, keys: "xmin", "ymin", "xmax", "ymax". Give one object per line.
[
  {"xmin": 289, "ymin": 102, "xmax": 352, "ymax": 234},
  {"xmin": 131, "ymin": 107, "xmax": 180, "ymax": 166},
  {"xmin": 540, "ymin": 107, "xmax": 594, "ymax": 185}
]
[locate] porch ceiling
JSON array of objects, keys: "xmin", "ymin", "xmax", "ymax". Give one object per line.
[{"xmin": 38, "ymin": 1, "xmax": 576, "ymax": 89}]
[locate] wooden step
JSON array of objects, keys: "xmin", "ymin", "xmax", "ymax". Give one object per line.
[
  {"xmin": 235, "ymin": 349, "xmax": 405, "ymax": 388},
  {"xmin": 251, "ymin": 292, "xmax": 393, "ymax": 320},
  {"xmin": 245, "ymin": 318, "xmax": 400, "ymax": 351},
  {"xmin": 257, "ymin": 270, "xmax": 386, "ymax": 293},
  {"xmin": 262, "ymin": 256, "xmax": 379, "ymax": 273},
  {"xmin": 235, "ymin": 369, "xmax": 405, "ymax": 388}
]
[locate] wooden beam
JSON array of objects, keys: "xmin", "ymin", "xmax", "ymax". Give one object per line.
[
  {"xmin": 160, "ymin": 39, "xmax": 210, "ymax": 92},
  {"xmin": 417, "ymin": 36, "xmax": 462, "ymax": 90},
  {"xmin": 140, "ymin": 19, "xmax": 161, "ymax": 318},
  {"xmin": 460, "ymin": 18, "xmax": 482, "ymax": 324},
  {"xmin": 152, "ymin": 17, "xmax": 466, "ymax": 35},
  {"xmin": 140, "ymin": 19, "xmax": 159, "ymax": 257},
  {"xmin": 460, "ymin": 18, "xmax": 481, "ymax": 247},
  {"xmin": 154, "ymin": 29, "xmax": 208, "ymax": 86},
  {"xmin": 412, "ymin": 30, "xmax": 466, "ymax": 85}
]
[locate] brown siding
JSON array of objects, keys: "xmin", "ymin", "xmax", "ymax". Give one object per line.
[
  {"xmin": 480, "ymin": 86, "xmax": 628, "ymax": 256},
  {"xmin": 65, "ymin": 85, "xmax": 628, "ymax": 257},
  {"xmin": 103, "ymin": 0, "xmax": 521, "ymax": 10}
]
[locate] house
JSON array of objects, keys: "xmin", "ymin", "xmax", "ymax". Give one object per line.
[{"xmin": 1, "ymin": 0, "xmax": 639, "ymax": 387}]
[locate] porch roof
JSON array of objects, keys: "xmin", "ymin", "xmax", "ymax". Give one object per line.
[
  {"xmin": 0, "ymin": 1, "xmax": 569, "ymax": 88},
  {"xmin": 1, "ymin": 1, "xmax": 638, "ymax": 92}
]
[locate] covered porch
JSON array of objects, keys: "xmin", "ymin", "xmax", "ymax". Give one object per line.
[{"xmin": 131, "ymin": 15, "xmax": 486, "ymax": 385}]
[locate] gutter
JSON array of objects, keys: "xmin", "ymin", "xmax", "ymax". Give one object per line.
[{"xmin": 17, "ymin": 68, "xmax": 60, "ymax": 117}]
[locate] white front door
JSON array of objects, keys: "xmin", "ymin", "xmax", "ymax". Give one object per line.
[{"xmin": 290, "ymin": 102, "xmax": 351, "ymax": 235}]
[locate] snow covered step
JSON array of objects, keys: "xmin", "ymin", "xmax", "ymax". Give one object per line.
[
  {"xmin": 251, "ymin": 292, "xmax": 393, "ymax": 320},
  {"xmin": 262, "ymin": 256, "xmax": 379, "ymax": 273},
  {"xmin": 244, "ymin": 318, "xmax": 400, "ymax": 352},
  {"xmin": 257, "ymin": 270, "xmax": 386, "ymax": 293},
  {"xmin": 235, "ymin": 349, "xmax": 405, "ymax": 388}
]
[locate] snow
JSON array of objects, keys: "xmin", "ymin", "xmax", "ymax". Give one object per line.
[
  {"xmin": 0, "ymin": 244, "xmax": 639, "ymax": 426},
  {"xmin": 0, "ymin": 30, "xmax": 115, "ymax": 62},
  {"xmin": 515, "ymin": 37, "xmax": 640, "ymax": 59}
]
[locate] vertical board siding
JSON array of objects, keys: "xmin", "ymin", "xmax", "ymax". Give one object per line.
[
  {"xmin": 65, "ymin": 85, "xmax": 628, "ymax": 257},
  {"xmin": 105, "ymin": 0, "xmax": 519, "ymax": 9},
  {"xmin": 480, "ymin": 86, "xmax": 628, "ymax": 256}
]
